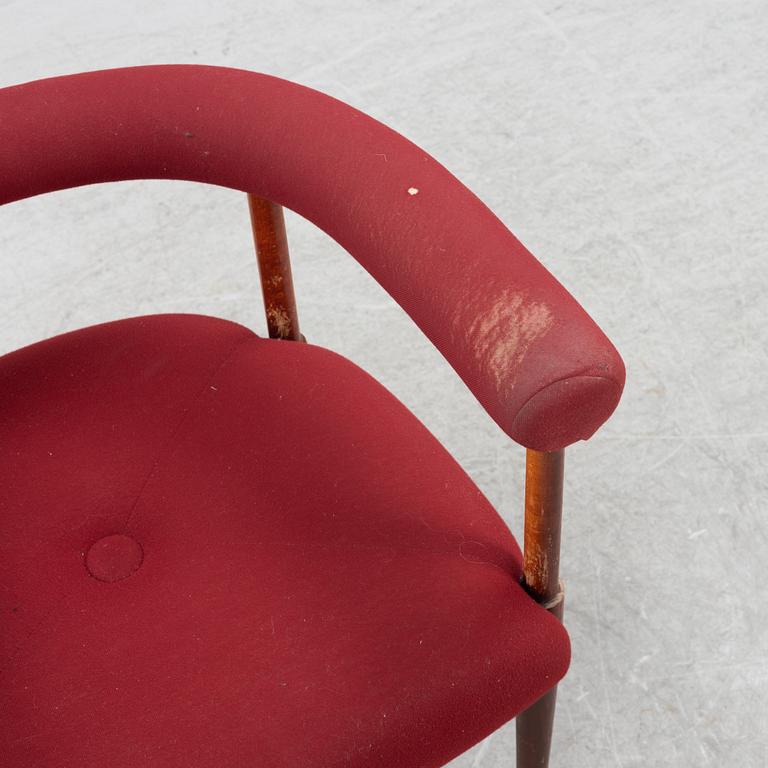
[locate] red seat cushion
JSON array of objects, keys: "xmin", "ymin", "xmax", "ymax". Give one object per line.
[{"xmin": 0, "ymin": 314, "xmax": 569, "ymax": 768}]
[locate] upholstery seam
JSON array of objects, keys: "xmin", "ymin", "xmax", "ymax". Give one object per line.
[{"xmin": 510, "ymin": 373, "xmax": 620, "ymax": 424}]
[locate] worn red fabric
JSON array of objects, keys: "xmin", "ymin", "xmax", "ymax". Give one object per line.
[
  {"xmin": 0, "ymin": 315, "xmax": 569, "ymax": 767},
  {"xmin": 0, "ymin": 65, "xmax": 624, "ymax": 450}
]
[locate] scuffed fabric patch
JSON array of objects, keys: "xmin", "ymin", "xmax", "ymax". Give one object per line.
[{"xmin": 461, "ymin": 287, "xmax": 555, "ymax": 394}]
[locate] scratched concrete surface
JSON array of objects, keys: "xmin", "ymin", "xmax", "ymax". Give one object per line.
[{"xmin": 1, "ymin": 1, "xmax": 766, "ymax": 765}]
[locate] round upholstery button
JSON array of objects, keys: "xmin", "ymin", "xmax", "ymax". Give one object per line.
[{"xmin": 85, "ymin": 534, "xmax": 144, "ymax": 583}]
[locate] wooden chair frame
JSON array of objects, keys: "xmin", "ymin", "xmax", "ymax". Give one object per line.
[{"xmin": 248, "ymin": 194, "xmax": 565, "ymax": 768}]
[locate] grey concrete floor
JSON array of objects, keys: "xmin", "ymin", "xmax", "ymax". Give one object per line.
[{"xmin": 1, "ymin": 1, "xmax": 766, "ymax": 765}]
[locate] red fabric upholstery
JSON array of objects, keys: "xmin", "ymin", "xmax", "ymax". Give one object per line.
[
  {"xmin": 0, "ymin": 314, "xmax": 569, "ymax": 767},
  {"xmin": 0, "ymin": 65, "xmax": 624, "ymax": 450}
]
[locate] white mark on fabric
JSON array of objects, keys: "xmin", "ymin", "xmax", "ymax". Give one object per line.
[{"xmin": 464, "ymin": 289, "xmax": 555, "ymax": 392}]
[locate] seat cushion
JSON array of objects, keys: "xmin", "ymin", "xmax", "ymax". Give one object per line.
[{"xmin": 0, "ymin": 314, "xmax": 569, "ymax": 768}]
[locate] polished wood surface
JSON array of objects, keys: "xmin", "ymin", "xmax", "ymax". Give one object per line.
[
  {"xmin": 516, "ymin": 685, "xmax": 560, "ymax": 768},
  {"xmin": 247, "ymin": 194, "xmax": 302, "ymax": 341},
  {"xmin": 522, "ymin": 448, "xmax": 564, "ymax": 604}
]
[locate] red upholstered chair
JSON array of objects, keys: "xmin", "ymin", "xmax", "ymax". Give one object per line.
[{"xmin": 0, "ymin": 66, "xmax": 624, "ymax": 767}]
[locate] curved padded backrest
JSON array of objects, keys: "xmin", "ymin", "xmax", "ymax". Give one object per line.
[{"xmin": 0, "ymin": 65, "xmax": 624, "ymax": 450}]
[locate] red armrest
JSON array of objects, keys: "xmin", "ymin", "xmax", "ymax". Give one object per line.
[{"xmin": 0, "ymin": 65, "xmax": 624, "ymax": 450}]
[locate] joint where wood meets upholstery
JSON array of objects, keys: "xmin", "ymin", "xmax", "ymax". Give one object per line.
[
  {"xmin": 0, "ymin": 65, "xmax": 624, "ymax": 768},
  {"xmin": 541, "ymin": 581, "xmax": 565, "ymax": 613}
]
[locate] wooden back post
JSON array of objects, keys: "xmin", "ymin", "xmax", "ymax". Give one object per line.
[{"xmin": 247, "ymin": 194, "xmax": 302, "ymax": 342}]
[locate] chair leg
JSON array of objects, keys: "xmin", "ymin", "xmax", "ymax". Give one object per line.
[
  {"xmin": 516, "ymin": 685, "xmax": 558, "ymax": 768},
  {"xmin": 515, "ymin": 593, "xmax": 563, "ymax": 767},
  {"xmin": 516, "ymin": 448, "xmax": 565, "ymax": 768}
]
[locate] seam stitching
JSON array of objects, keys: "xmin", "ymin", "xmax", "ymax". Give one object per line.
[{"xmin": 510, "ymin": 373, "xmax": 619, "ymax": 424}]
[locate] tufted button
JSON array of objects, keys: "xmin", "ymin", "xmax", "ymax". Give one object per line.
[{"xmin": 85, "ymin": 534, "xmax": 144, "ymax": 583}]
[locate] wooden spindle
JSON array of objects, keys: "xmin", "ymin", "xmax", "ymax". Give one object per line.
[
  {"xmin": 522, "ymin": 448, "xmax": 564, "ymax": 608},
  {"xmin": 516, "ymin": 448, "xmax": 565, "ymax": 768},
  {"xmin": 247, "ymin": 194, "xmax": 302, "ymax": 341}
]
